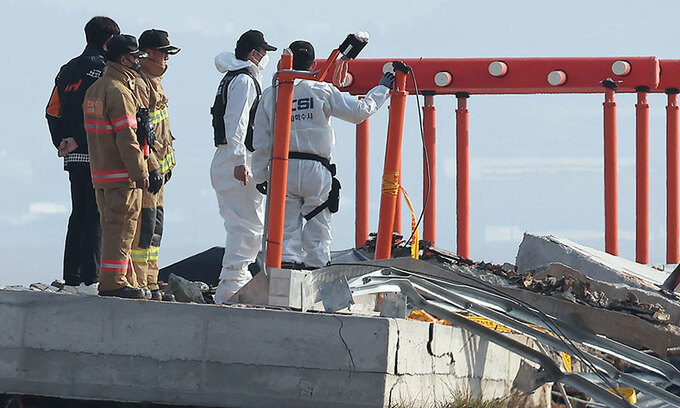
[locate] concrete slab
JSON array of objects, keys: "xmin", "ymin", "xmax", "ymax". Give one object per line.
[
  {"xmin": 398, "ymin": 255, "xmax": 680, "ymax": 356},
  {"xmin": 516, "ymin": 233, "xmax": 668, "ymax": 289},
  {"xmin": 0, "ymin": 289, "xmax": 550, "ymax": 407}
]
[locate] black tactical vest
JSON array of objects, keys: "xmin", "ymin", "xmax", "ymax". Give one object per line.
[{"xmin": 210, "ymin": 68, "xmax": 262, "ymax": 151}]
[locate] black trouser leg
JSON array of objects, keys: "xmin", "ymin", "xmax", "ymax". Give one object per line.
[
  {"xmin": 63, "ymin": 167, "xmax": 101, "ymax": 285},
  {"xmin": 80, "ymin": 171, "xmax": 101, "ymax": 285}
]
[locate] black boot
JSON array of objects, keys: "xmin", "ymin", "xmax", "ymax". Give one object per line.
[
  {"xmin": 150, "ymin": 289, "xmax": 163, "ymax": 301},
  {"xmin": 99, "ymin": 286, "xmax": 145, "ymax": 299}
]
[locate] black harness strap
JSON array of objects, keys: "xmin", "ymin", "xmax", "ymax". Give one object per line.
[
  {"xmin": 288, "ymin": 152, "xmax": 340, "ymax": 220},
  {"xmin": 288, "ymin": 152, "xmax": 336, "ymax": 175}
]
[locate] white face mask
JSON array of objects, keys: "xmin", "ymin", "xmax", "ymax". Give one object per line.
[{"xmin": 257, "ymin": 53, "xmax": 270, "ymax": 71}]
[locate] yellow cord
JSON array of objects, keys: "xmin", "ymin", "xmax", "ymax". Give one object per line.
[
  {"xmin": 400, "ymin": 186, "xmax": 420, "ymax": 259},
  {"xmin": 381, "ymin": 172, "xmax": 400, "ymax": 197},
  {"xmin": 382, "ymin": 173, "xmax": 420, "ymax": 259}
]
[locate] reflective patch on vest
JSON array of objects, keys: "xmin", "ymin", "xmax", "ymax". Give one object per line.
[
  {"xmin": 84, "ymin": 98, "xmax": 104, "ymax": 116},
  {"xmin": 151, "ymin": 108, "xmax": 169, "ymax": 124},
  {"xmin": 131, "ymin": 248, "xmax": 150, "ymax": 262},
  {"xmin": 159, "ymin": 151, "xmax": 176, "ymax": 173},
  {"xmin": 148, "ymin": 246, "xmax": 160, "ymax": 261}
]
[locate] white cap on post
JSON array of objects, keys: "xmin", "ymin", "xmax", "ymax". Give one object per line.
[
  {"xmin": 488, "ymin": 61, "xmax": 508, "ymax": 77},
  {"xmin": 612, "ymin": 60, "xmax": 631, "ymax": 76},
  {"xmin": 434, "ymin": 71, "xmax": 452, "ymax": 87},
  {"xmin": 548, "ymin": 70, "xmax": 567, "ymax": 86}
]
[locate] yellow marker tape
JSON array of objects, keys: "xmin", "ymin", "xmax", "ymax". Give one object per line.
[
  {"xmin": 381, "ymin": 172, "xmax": 400, "ymax": 197},
  {"xmin": 608, "ymin": 387, "xmax": 637, "ymax": 403},
  {"xmin": 561, "ymin": 352, "xmax": 572, "ymax": 372},
  {"xmin": 464, "ymin": 315, "xmax": 514, "ymax": 332}
]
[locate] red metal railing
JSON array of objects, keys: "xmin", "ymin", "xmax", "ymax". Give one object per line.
[{"xmin": 287, "ymin": 55, "xmax": 680, "ymax": 264}]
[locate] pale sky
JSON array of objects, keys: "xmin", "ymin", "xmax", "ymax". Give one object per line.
[{"xmin": 2, "ymin": 0, "xmax": 679, "ymax": 285}]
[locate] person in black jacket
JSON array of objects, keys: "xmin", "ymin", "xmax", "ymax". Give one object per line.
[{"xmin": 46, "ymin": 16, "xmax": 120, "ymax": 295}]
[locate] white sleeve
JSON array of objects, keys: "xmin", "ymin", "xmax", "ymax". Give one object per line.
[
  {"xmin": 224, "ymin": 74, "xmax": 258, "ymax": 166},
  {"xmin": 328, "ymin": 84, "xmax": 391, "ymax": 124},
  {"xmin": 251, "ymin": 88, "xmax": 274, "ymax": 184}
]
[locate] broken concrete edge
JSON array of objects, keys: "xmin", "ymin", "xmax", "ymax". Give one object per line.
[
  {"xmin": 0, "ymin": 288, "xmax": 437, "ymax": 374},
  {"xmin": 0, "ymin": 289, "xmax": 550, "ymax": 407},
  {"xmin": 516, "ymin": 233, "xmax": 668, "ymax": 289},
  {"xmin": 531, "ymin": 263, "xmax": 680, "ymax": 327}
]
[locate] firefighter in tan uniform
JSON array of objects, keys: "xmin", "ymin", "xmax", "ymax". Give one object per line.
[
  {"xmin": 84, "ymin": 34, "xmax": 154, "ymax": 299},
  {"xmin": 131, "ymin": 29, "xmax": 180, "ymax": 300}
]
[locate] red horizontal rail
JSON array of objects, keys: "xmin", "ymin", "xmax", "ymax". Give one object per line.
[
  {"xmin": 318, "ymin": 57, "xmax": 660, "ymax": 95},
  {"xmin": 657, "ymin": 60, "xmax": 680, "ymax": 92}
]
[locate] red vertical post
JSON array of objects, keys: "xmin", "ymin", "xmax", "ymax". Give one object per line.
[
  {"xmin": 667, "ymin": 90, "xmax": 680, "ymax": 264},
  {"xmin": 375, "ymin": 66, "xmax": 410, "ymax": 260},
  {"xmin": 456, "ymin": 93, "xmax": 470, "ymax": 259},
  {"xmin": 423, "ymin": 92, "xmax": 437, "ymax": 244},
  {"xmin": 355, "ymin": 114, "xmax": 370, "ymax": 248},
  {"xmin": 636, "ymin": 86, "xmax": 650, "ymax": 264},
  {"xmin": 603, "ymin": 81, "xmax": 618, "ymax": 256},
  {"xmin": 266, "ymin": 51, "xmax": 294, "ymax": 268}
]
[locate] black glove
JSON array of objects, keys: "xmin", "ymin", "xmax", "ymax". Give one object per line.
[
  {"xmin": 136, "ymin": 107, "xmax": 157, "ymax": 152},
  {"xmin": 164, "ymin": 170, "xmax": 172, "ymax": 184},
  {"xmin": 256, "ymin": 181, "xmax": 268, "ymax": 195},
  {"xmin": 148, "ymin": 169, "xmax": 163, "ymax": 194},
  {"xmin": 379, "ymin": 72, "xmax": 396, "ymax": 89}
]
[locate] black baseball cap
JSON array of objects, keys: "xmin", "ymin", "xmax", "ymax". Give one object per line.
[
  {"xmin": 139, "ymin": 29, "xmax": 180, "ymax": 55},
  {"xmin": 289, "ymin": 40, "xmax": 315, "ymax": 69},
  {"xmin": 237, "ymin": 30, "xmax": 277, "ymax": 53},
  {"xmin": 106, "ymin": 34, "xmax": 147, "ymax": 61}
]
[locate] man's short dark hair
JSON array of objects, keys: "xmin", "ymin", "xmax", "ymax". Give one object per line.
[
  {"xmin": 235, "ymin": 42, "xmax": 252, "ymax": 61},
  {"xmin": 85, "ymin": 16, "xmax": 120, "ymax": 48}
]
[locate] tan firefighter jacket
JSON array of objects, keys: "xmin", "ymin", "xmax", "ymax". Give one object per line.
[
  {"xmin": 84, "ymin": 62, "xmax": 157, "ymax": 189},
  {"xmin": 140, "ymin": 58, "xmax": 175, "ymax": 175}
]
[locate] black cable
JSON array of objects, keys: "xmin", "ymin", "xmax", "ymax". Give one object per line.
[
  {"xmin": 398, "ymin": 66, "xmax": 430, "ymax": 251},
  {"xmin": 332, "ymin": 260, "xmax": 635, "ymax": 407}
]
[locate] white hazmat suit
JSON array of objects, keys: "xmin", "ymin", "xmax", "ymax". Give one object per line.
[
  {"xmin": 210, "ymin": 52, "xmax": 265, "ymax": 303},
  {"xmin": 252, "ymin": 79, "xmax": 390, "ymax": 268}
]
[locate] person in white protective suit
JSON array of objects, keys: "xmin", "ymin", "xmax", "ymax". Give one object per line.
[
  {"xmin": 210, "ymin": 30, "xmax": 277, "ymax": 304},
  {"xmin": 252, "ymin": 40, "xmax": 395, "ymax": 269}
]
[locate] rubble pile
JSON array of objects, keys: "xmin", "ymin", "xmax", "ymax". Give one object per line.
[
  {"xmin": 410, "ymin": 240, "xmax": 677, "ymax": 328},
  {"xmin": 2, "ymin": 274, "xmax": 214, "ymax": 304}
]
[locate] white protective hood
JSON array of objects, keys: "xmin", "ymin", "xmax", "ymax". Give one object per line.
[{"xmin": 215, "ymin": 51, "xmax": 253, "ymax": 73}]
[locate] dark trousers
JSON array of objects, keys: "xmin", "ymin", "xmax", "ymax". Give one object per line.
[{"xmin": 63, "ymin": 166, "xmax": 101, "ymax": 286}]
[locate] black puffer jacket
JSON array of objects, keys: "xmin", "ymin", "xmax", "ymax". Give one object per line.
[{"xmin": 46, "ymin": 45, "xmax": 107, "ymax": 170}]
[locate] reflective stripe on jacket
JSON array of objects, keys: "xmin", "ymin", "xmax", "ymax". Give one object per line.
[{"xmin": 84, "ymin": 62, "xmax": 149, "ymax": 189}]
